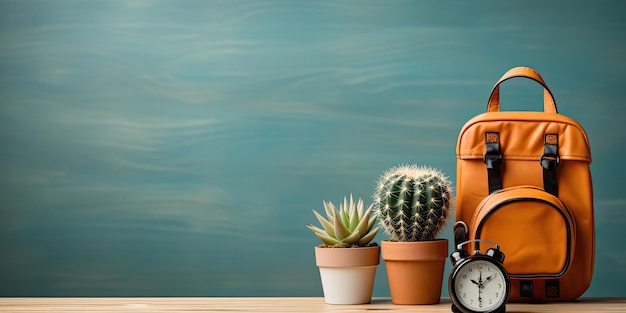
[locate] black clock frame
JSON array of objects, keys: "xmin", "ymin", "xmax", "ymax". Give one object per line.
[{"xmin": 448, "ymin": 240, "xmax": 511, "ymax": 313}]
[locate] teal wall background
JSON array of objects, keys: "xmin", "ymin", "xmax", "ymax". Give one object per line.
[{"xmin": 1, "ymin": 0, "xmax": 625, "ymax": 297}]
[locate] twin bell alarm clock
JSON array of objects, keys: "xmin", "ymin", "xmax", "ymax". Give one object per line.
[{"xmin": 448, "ymin": 239, "xmax": 510, "ymax": 313}]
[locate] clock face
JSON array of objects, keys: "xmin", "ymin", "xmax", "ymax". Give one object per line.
[{"xmin": 453, "ymin": 259, "xmax": 507, "ymax": 312}]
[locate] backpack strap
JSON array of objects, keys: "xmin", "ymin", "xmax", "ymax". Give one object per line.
[
  {"xmin": 485, "ymin": 67, "xmax": 561, "ymax": 196},
  {"xmin": 541, "ymin": 134, "xmax": 560, "ymax": 196},
  {"xmin": 484, "ymin": 132, "xmax": 503, "ymax": 194},
  {"xmin": 453, "ymin": 221, "xmax": 469, "ymax": 248},
  {"xmin": 487, "ymin": 67, "xmax": 558, "ymax": 114},
  {"xmin": 484, "ymin": 131, "xmax": 560, "ymax": 196}
]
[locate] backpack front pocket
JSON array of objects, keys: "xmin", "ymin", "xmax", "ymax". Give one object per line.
[{"xmin": 470, "ymin": 186, "xmax": 576, "ymax": 278}]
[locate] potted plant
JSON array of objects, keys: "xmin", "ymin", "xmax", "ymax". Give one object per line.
[
  {"xmin": 373, "ymin": 164, "xmax": 452, "ymax": 305},
  {"xmin": 306, "ymin": 194, "xmax": 381, "ymax": 304}
]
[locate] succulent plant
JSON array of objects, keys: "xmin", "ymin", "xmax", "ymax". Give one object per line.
[
  {"xmin": 306, "ymin": 194, "xmax": 380, "ymax": 247},
  {"xmin": 373, "ymin": 164, "xmax": 452, "ymax": 242}
]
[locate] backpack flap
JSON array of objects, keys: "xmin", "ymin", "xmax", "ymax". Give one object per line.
[{"xmin": 456, "ymin": 112, "xmax": 591, "ymax": 223}]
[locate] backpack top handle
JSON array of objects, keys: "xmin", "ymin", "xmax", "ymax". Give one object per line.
[{"xmin": 487, "ymin": 66, "xmax": 558, "ymax": 114}]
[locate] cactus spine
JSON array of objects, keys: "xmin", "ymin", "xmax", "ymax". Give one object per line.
[{"xmin": 374, "ymin": 164, "xmax": 452, "ymax": 242}]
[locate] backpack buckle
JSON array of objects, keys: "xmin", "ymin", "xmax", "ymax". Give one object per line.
[
  {"xmin": 483, "ymin": 153, "xmax": 503, "ymax": 169},
  {"xmin": 540, "ymin": 154, "xmax": 560, "ymax": 170}
]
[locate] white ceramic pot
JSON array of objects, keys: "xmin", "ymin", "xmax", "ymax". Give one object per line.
[{"xmin": 315, "ymin": 245, "xmax": 380, "ymax": 305}]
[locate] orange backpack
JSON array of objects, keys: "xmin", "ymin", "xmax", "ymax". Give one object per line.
[{"xmin": 454, "ymin": 67, "xmax": 595, "ymax": 301}]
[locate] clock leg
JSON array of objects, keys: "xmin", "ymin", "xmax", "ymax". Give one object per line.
[
  {"xmin": 494, "ymin": 304, "xmax": 506, "ymax": 313},
  {"xmin": 451, "ymin": 303, "xmax": 462, "ymax": 313}
]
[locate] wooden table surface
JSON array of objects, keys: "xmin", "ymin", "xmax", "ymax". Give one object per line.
[{"xmin": 1, "ymin": 297, "xmax": 625, "ymax": 312}]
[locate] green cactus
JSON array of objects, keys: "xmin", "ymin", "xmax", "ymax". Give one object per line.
[
  {"xmin": 373, "ymin": 164, "xmax": 452, "ymax": 242},
  {"xmin": 306, "ymin": 194, "xmax": 380, "ymax": 247}
]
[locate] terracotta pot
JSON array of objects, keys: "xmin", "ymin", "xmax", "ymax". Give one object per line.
[
  {"xmin": 315, "ymin": 245, "xmax": 380, "ymax": 304},
  {"xmin": 381, "ymin": 239, "xmax": 449, "ymax": 305}
]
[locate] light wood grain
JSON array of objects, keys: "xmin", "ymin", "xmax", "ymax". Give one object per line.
[{"xmin": 0, "ymin": 297, "xmax": 625, "ymax": 312}]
